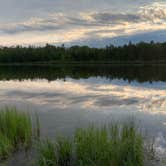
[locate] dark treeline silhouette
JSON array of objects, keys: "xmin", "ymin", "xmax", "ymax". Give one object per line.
[
  {"xmin": 0, "ymin": 65, "xmax": 165, "ymax": 83},
  {"xmin": 0, "ymin": 41, "xmax": 166, "ymax": 63}
]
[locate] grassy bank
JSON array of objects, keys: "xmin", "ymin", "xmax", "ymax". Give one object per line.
[
  {"xmin": 0, "ymin": 107, "xmax": 39, "ymax": 161},
  {"xmin": 37, "ymin": 124, "xmax": 144, "ymax": 166}
]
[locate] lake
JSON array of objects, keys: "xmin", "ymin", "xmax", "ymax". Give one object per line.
[{"xmin": 0, "ymin": 64, "xmax": 166, "ymax": 157}]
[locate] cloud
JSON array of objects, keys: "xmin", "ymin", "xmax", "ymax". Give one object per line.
[
  {"xmin": 92, "ymin": 2, "xmax": 166, "ymax": 24},
  {"xmin": 139, "ymin": 2, "xmax": 166, "ymax": 23},
  {"xmin": 0, "ymin": 15, "xmax": 66, "ymax": 34},
  {"xmin": 67, "ymin": 30, "xmax": 166, "ymax": 47},
  {"xmin": 92, "ymin": 13, "xmax": 140, "ymax": 24},
  {"xmin": 0, "ymin": 1, "xmax": 166, "ymax": 35},
  {"xmin": 0, "ymin": 1, "xmax": 165, "ymax": 46}
]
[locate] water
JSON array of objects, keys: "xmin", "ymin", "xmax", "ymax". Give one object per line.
[{"xmin": 0, "ymin": 65, "xmax": 166, "ymax": 157}]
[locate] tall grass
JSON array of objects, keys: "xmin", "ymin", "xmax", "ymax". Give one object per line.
[
  {"xmin": 37, "ymin": 139, "xmax": 57, "ymax": 166},
  {"xmin": 0, "ymin": 107, "xmax": 39, "ymax": 160},
  {"xmin": 37, "ymin": 123, "xmax": 144, "ymax": 166},
  {"xmin": 0, "ymin": 133, "xmax": 13, "ymax": 160},
  {"xmin": 56, "ymin": 137, "xmax": 72, "ymax": 166},
  {"xmin": 37, "ymin": 137, "xmax": 72, "ymax": 166}
]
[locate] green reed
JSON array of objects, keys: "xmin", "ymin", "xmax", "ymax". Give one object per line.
[
  {"xmin": 0, "ymin": 107, "xmax": 39, "ymax": 160},
  {"xmin": 37, "ymin": 123, "xmax": 144, "ymax": 166}
]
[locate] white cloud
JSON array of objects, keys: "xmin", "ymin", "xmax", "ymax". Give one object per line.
[
  {"xmin": 0, "ymin": 1, "xmax": 165, "ymax": 46},
  {"xmin": 139, "ymin": 2, "xmax": 166, "ymax": 23}
]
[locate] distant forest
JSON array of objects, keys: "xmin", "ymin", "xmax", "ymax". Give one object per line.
[{"xmin": 0, "ymin": 41, "xmax": 166, "ymax": 63}]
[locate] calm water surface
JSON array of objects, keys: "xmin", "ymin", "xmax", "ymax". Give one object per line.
[{"xmin": 0, "ymin": 65, "xmax": 166, "ymax": 156}]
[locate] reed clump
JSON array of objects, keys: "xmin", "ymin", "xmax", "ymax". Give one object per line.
[
  {"xmin": 0, "ymin": 107, "xmax": 39, "ymax": 160},
  {"xmin": 37, "ymin": 123, "xmax": 144, "ymax": 166}
]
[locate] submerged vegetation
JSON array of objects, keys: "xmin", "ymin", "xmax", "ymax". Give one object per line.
[
  {"xmin": 37, "ymin": 124, "xmax": 144, "ymax": 166},
  {"xmin": 0, "ymin": 41, "xmax": 166, "ymax": 63},
  {"xmin": 0, "ymin": 107, "xmax": 39, "ymax": 160}
]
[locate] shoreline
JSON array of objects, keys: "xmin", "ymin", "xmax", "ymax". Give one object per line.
[{"xmin": 0, "ymin": 61, "xmax": 166, "ymax": 66}]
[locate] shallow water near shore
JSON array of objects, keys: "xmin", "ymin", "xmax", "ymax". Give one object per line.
[{"xmin": 0, "ymin": 65, "xmax": 166, "ymax": 162}]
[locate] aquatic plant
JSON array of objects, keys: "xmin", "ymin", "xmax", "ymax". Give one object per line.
[
  {"xmin": 0, "ymin": 107, "xmax": 39, "ymax": 160},
  {"xmin": 0, "ymin": 133, "xmax": 13, "ymax": 160},
  {"xmin": 37, "ymin": 137, "xmax": 72, "ymax": 166},
  {"xmin": 37, "ymin": 139, "xmax": 57, "ymax": 166},
  {"xmin": 56, "ymin": 137, "xmax": 72, "ymax": 166},
  {"xmin": 37, "ymin": 123, "xmax": 144, "ymax": 166}
]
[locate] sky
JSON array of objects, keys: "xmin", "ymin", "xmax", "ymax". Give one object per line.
[{"xmin": 0, "ymin": 0, "xmax": 166, "ymax": 47}]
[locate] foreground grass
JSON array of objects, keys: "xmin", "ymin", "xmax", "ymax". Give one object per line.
[
  {"xmin": 0, "ymin": 108, "xmax": 155, "ymax": 166},
  {"xmin": 0, "ymin": 107, "xmax": 39, "ymax": 160},
  {"xmin": 37, "ymin": 124, "xmax": 144, "ymax": 166}
]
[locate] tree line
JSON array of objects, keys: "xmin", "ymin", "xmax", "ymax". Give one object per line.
[{"xmin": 0, "ymin": 41, "xmax": 166, "ymax": 63}]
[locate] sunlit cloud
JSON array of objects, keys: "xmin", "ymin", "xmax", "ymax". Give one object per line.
[
  {"xmin": 139, "ymin": 2, "xmax": 166, "ymax": 23},
  {"xmin": 0, "ymin": 1, "xmax": 165, "ymax": 46}
]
